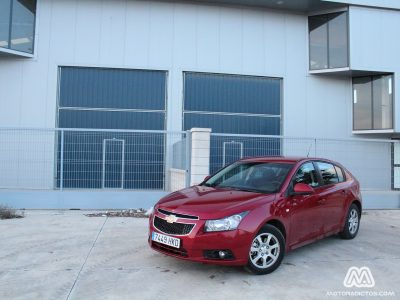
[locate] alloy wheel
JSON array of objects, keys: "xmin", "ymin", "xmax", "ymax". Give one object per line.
[
  {"xmin": 249, "ymin": 233, "xmax": 280, "ymax": 269},
  {"xmin": 348, "ymin": 208, "xmax": 359, "ymax": 235}
]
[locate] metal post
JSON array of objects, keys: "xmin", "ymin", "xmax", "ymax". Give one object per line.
[
  {"xmin": 102, "ymin": 139, "xmax": 106, "ymax": 189},
  {"xmin": 185, "ymin": 131, "xmax": 192, "ymax": 188},
  {"xmin": 314, "ymin": 138, "xmax": 317, "ymax": 157},
  {"xmin": 121, "ymin": 139, "xmax": 125, "ymax": 190},
  {"xmin": 60, "ymin": 130, "xmax": 64, "ymax": 191}
]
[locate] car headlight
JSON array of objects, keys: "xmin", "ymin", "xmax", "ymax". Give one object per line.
[{"xmin": 204, "ymin": 212, "xmax": 249, "ymax": 232}]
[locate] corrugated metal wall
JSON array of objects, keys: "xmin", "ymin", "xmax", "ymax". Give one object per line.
[
  {"xmin": 57, "ymin": 67, "xmax": 167, "ymax": 189},
  {"xmin": 183, "ymin": 72, "xmax": 282, "ymax": 173}
]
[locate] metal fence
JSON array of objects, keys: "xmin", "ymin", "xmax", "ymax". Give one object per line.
[
  {"xmin": 0, "ymin": 128, "xmax": 189, "ymax": 191},
  {"xmin": 210, "ymin": 133, "xmax": 395, "ymax": 191},
  {"xmin": 0, "ymin": 128, "xmax": 397, "ymax": 192}
]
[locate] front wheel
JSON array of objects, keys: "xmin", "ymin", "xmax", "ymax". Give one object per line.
[
  {"xmin": 244, "ymin": 224, "xmax": 285, "ymax": 275},
  {"xmin": 339, "ymin": 203, "xmax": 360, "ymax": 239}
]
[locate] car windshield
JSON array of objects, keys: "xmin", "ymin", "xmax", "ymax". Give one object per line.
[{"xmin": 202, "ymin": 162, "xmax": 294, "ymax": 193}]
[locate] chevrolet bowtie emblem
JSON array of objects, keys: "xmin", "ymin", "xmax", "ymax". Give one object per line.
[{"xmin": 165, "ymin": 214, "xmax": 178, "ymax": 224}]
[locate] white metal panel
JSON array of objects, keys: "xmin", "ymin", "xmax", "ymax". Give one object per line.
[
  {"xmin": 349, "ymin": 6, "xmax": 400, "ymax": 132},
  {"xmin": 263, "ymin": 12, "xmax": 286, "ymax": 75},
  {"xmin": 173, "ymin": 4, "xmax": 198, "ymax": 68},
  {"xmin": 242, "ymin": 10, "xmax": 264, "ymax": 74},
  {"xmin": 124, "ymin": 1, "xmax": 151, "ymax": 67},
  {"xmin": 282, "ymin": 14, "xmax": 308, "ymax": 137},
  {"xmin": 326, "ymin": 0, "xmax": 400, "ymax": 10},
  {"xmin": 219, "ymin": 8, "xmax": 243, "ymax": 73},
  {"xmin": 45, "ymin": 0, "xmax": 76, "ymax": 62},
  {"xmin": 99, "ymin": 0, "xmax": 126, "ymax": 66},
  {"xmin": 0, "ymin": 0, "xmax": 354, "ymax": 139},
  {"xmin": 74, "ymin": 1, "xmax": 102, "ymax": 64},
  {"xmin": 0, "ymin": 0, "xmax": 379, "ymax": 195},
  {"xmin": 148, "ymin": 2, "xmax": 174, "ymax": 68},
  {"xmin": 196, "ymin": 5, "xmax": 220, "ymax": 70},
  {"xmin": 305, "ymin": 76, "xmax": 352, "ymax": 138},
  {"xmin": 0, "ymin": 61, "xmax": 23, "ymax": 126}
]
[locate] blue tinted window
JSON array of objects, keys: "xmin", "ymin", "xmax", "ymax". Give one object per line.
[
  {"xmin": 10, "ymin": 0, "xmax": 36, "ymax": 53},
  {"xmin": 309, "ymin": 11, "xmax": 348, "ymax": 70},
  {"xmin": 317, "ymin": 162, "xmax": 339, "ymax": 185},
  {"xmin": 184, "ymin": 113, "xmax": 280, "ymax": 135},
  {"xmin": 0, "ymin": 0, "xmax": 36, "ymax": 54},
  {"xmin": 0, "ymin": 0, "xmax": 11, "ymax": 49},
  {"xmin": 59, "ymin": 67, "xmax": 166, "ymax": 110},
  {"xmin": 59, "ymin": 110, "xmax": 165, "ymax": 130},
  {"xmin": 184, "ymin": 73, "xmax": 281, "ymax": 115}
]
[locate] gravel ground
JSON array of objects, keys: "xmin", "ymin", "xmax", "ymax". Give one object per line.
[{"xmin": 84, "ymin": 209, "xmax": 148, "ymax": 218}]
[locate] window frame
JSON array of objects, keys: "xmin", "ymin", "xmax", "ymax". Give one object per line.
[
  {"xmin": 0, "ymin": 0, "xmax": 37, "ymax": 54},
  {"xmin": 288, "ymin": 161, "xmax": 322, "ymax": 193},
  {"xmin": 308, "ymin": 9, "xmax": 349, "ymax": 70},
  {"xmin": 352, "ymin": 74, "xmax": 394, "ymax": 131},
  {"xmin": 334, "ymin": 165, "xmax": 346, "ymax": 183},
  {"xmin": 314, "ymin": 161, "xmax": 340, "ymax": 187}
]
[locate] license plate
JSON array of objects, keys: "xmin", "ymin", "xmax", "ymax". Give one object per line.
[{"xmin": 152, "ymin": 231, "xmax": 180, "ymax": 249}]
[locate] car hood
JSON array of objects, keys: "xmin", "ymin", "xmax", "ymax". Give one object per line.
[{"xmin": 157, "ymin": 185, "xmax": 276, "ymax": 220}]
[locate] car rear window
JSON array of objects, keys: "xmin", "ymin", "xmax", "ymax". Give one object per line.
[
  {"xmin": 316, "ymin": 162, "xmax": 339, "ymax": 185},
  {"xmin": 334, "ymin": 165, "xmax": 345, "ymax": 182}
]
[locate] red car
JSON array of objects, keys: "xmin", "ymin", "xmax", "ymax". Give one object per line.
[{"xmin": 148, "ymin": 157, "xmax": 361, "ymax": 274}]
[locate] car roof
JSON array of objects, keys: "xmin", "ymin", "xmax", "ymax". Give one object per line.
[{"xmin": 239, "ymin": 156, "xmax": 332, "ymax": 164}]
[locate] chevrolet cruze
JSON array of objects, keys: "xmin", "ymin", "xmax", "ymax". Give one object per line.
[{"xmin": 148, "ymin": 157, "xmax": 361, "ymax": 274}]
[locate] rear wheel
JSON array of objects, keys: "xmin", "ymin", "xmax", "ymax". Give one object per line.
[
  {"xmin": 244, "ymin": 224, "xmax": 285, "ymax": 275},
  {"xmin": 340, "ymin": 203, "xmax": 360, "ymax": 239}
]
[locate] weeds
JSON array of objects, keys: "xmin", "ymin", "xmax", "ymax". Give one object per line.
[{"xmin": 0, "ymin": 205, "xmax": 24, "ymax": 219}]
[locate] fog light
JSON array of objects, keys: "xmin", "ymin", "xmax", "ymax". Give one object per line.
[
  {"xmin": 203, "ymin": 249, "xmax": 234, "ymax": 260},
  {"xmin": 218, "ymin": 251, "xmax": 226, "ymax": 259}
]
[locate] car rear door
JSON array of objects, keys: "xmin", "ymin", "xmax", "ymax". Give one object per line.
[{"xmin": 314, "ymin": 161, "xmax": 346, "ymax": 234}]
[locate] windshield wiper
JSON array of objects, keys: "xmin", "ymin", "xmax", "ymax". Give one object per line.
[{"xmin": 217, "ymin": 185, "xmax": 268, "ymax": 194}]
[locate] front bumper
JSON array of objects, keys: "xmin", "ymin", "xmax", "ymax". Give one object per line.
[{"xmin": 148, "ymin": 211, "xmax": 253, "ymax": 266}]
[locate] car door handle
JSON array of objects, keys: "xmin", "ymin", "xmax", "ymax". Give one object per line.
[{"xmin": 317, "ymin": 198, "xmax": 326, "ymax": 205}]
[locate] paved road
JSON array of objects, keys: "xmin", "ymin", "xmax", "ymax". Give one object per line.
[{"xmin": 0, "ymin": 210, "xmax": 399, "ymax": 300}]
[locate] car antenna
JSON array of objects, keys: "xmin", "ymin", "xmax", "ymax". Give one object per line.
[{"xmin": 306, "ymin": 142, "xmax": 313, "ymax": 158}]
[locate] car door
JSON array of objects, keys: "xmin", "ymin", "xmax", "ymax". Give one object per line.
[
  {"xmin": 314, "ymin": 161, "xmax": 345, "ymax": 234},
  {"xmin": 288, "ymin": 162, "xmax": 325, "ymax": 248}
]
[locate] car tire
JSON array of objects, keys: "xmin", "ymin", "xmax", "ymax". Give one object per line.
[
  {"xmin": 339, "ymin": 203, "xmax": 360, "ymax": 240},
  {"xmin": 244, "ymin": 224, "xmax": 285, "ymax": 275}
]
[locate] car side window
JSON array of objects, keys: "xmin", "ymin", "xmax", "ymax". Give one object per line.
[
  {"xmin": 293, "ymin": 162, "xmax": 319, "ymax": 187},
  {"xmin": 334, "ymin": 165, "xmax": 345, "ymax": 182},
  {"xmin": 316, "ymin": 162, "xmax": 339, "ymax": 185}
]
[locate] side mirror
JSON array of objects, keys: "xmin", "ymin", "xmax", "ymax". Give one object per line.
[
  {"xmin": 203, "ymin": 175, "xmax": 211, "ymax": 182},
  {"xmin": 292, "ymin": 183, "xmax": 314, "ymax": 195}
]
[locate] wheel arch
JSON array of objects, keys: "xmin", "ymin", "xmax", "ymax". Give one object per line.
[
  {"xmin": 351, "ymin": 199, "xmax": 362, "ymax": 215},
  {"xmin": 265, "ymin": 219, "xmax": 286, "ymax": 240}
]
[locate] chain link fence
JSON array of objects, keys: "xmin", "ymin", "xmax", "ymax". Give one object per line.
[
  {"xmin": 0, "ymin": 128, "xmax": 397, "ymax": 192},
  {"xmin": 210, "ymin": 133, "xmax": 395, "ymax": 191},
  {"xmin": 0, "ymin": 128, "xmax": 189, "ymax": 191}
]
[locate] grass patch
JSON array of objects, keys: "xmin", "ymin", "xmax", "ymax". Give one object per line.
[{"xmin": 0, "ymin": 205, "xmax": 24, "ymax": 220}]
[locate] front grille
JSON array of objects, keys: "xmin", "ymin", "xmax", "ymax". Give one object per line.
[
  {"xmin": 158, "ymin": 208, "xmax": 199, "ymax": 220},
  {"xmin": 153, "ymin": 216, "xmax": 195, "ymax": 235}
]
